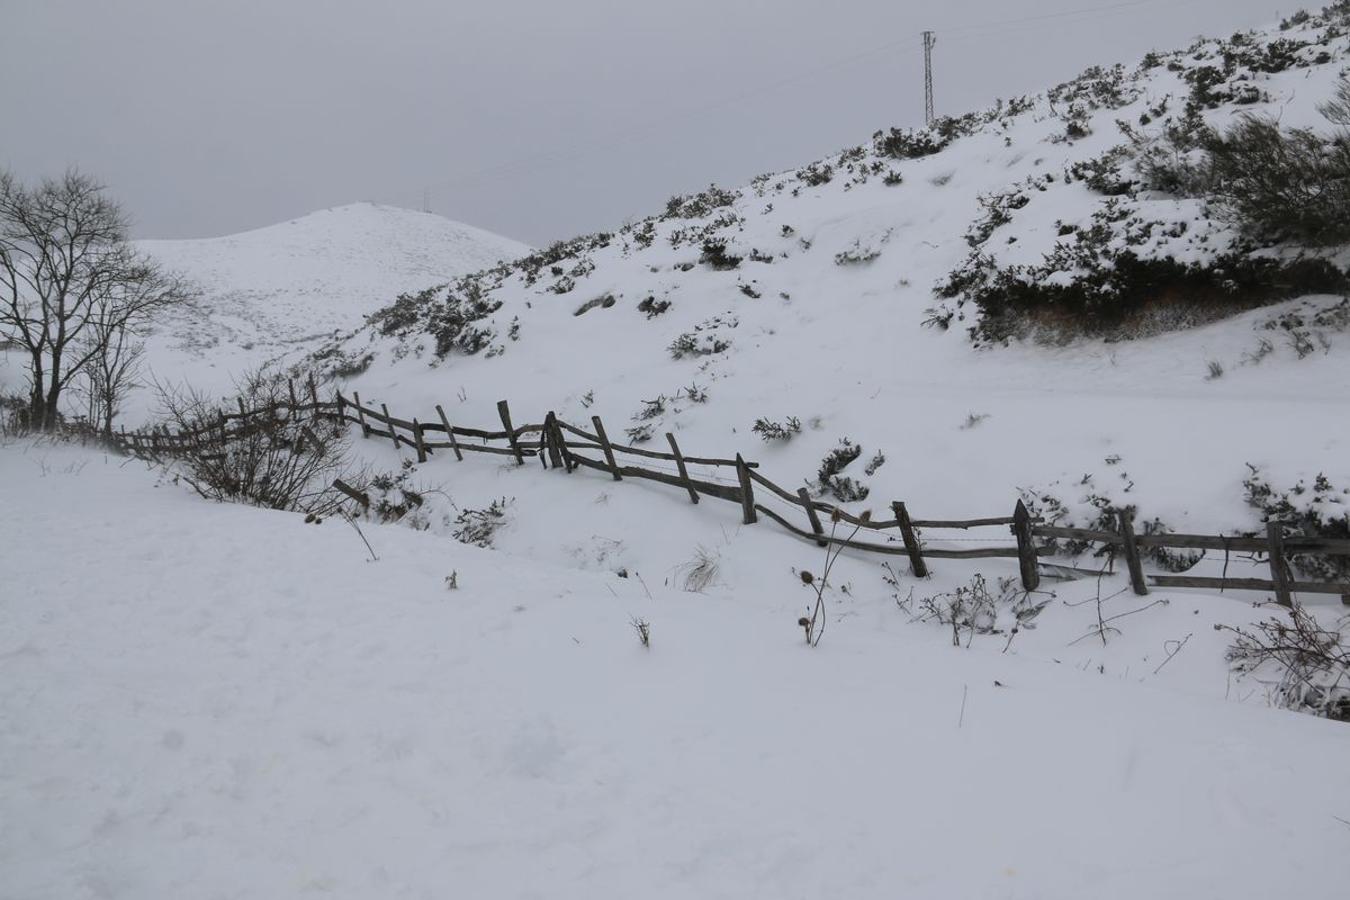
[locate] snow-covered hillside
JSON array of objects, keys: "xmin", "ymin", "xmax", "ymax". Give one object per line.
[
  {"xmin": 130, "ymin": 203, "xmax": 529, "ymax": 419},
  {"xmin": 314, "ymin": 8, "xmax": 1350, "ymax": 550}
]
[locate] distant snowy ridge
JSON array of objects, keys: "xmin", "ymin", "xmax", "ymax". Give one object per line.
[{"xmin": 127, "ymin": 203, "xmax": 528, "ymax": 418}]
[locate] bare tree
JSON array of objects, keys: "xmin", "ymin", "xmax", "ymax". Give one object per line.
[
  {"xmin": 75, "ymin": 310, "xmax": 146, "ymax": 436},
  {"xmin": 0, "ymin": 169, "xmax": 190, "ymax": 431}
]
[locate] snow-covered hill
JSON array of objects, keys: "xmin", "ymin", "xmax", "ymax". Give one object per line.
[
  {"xmin": 131, "ymin": 203, "xmax": 529, "ymax": 418},
  {"xmin": 315, "ymin": 8, "xmax": 1350, "ymax": 550}
]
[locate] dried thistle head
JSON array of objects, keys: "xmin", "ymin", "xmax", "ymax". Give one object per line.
[
  {"xmin": 800, "ymin": 570, "xmax": 815, "ymax": 585},
  {"xmin": 831, "ymin": 507, "xmax": 843, "ymax": 524},
  {"xmin": 860, "ymin": 509, "xmax": 873, "ymax": 522}
]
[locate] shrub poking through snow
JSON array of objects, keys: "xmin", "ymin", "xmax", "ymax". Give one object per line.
[
  {"xmin": 452, "ymin": 497, "xmax": 513, "ymax": 548},
  {"xmin": 817, "ymin": 439, "xmax": 869, "ymax": 502},
  {"xmin": 699, "ymin": 238, "xmax": 742, "ymax": 270},
  {"xmin": 1243, "ymin": 465, "xmax": 1350, "ymax": 580},
  {"xmin": 155, "ymin": 370, "xmax": 352, "ymax": 517},
  {"xmin": 668, "ymin": 315, "xmax": 737, "ymax": 359},
  {"xmin": 680, "ymin": 546, "xmax": 720, "ymax": 592},
  {"xmin": 863, "ymin": 451, "xmax": 886, "ymax": 476},
  {"xmin": 637, "ymin": 296, "xmax": 671, "ymax": 318},
  {"xmin": 367, "ymin": 460, "xmax": 432, "ymax": 528},
  {"xmin": 873, "ymin": 126, "xmax": 948, "ymax": 159},
  {"xmin": 752, "ymin": 416, "xmax": 802, "ymax": 442},
  {"xmin": 1220, "ymin": 605, "xmax": 1350, "ymax": 721},
  {"xmin": 904, "ymin": 573, "xmax": 1050, "ymax": 648}
]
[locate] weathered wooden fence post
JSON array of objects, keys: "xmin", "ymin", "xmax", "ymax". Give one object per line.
[
  {"xmin": 288, "ymin": 378, "xmax": 299, "ymax": 410},
  {"xmin": 1013, "ymin": 499, "xmax": 1040, "ymax": 591},
  {"xmin": 380, "ymin": 403, "xmax": 399, "ymax": 451},
  {"xmin": 590, "ymin": 416, "xmax": 622, "ymax": 481},
  {"xmin": 497, "ymin": 400, "xmax": 524, "ymax": 464},
  {"xmin": 798, "ymin": 488, "xmax": 826, "ymax": 546},
  {"xmin": 352, "ymin": 391, "xmax": 371, "ymax": 438},
  {"xmin": 550, "ymin": 416, "xmax": 574, "ymax": 472},
  {"xmin": 667, "ymin": 433, "xmax": 698, "ymax": 503},
  {"xmin": 307, "ymin": 374, "xmax": 320, "ymax": 408},
  {"xmin": 1117, "ymin": 509, "xmax": 1149, "ymax": 595},
  {"xmin": 412, "ymin": 418, "xmax": 428, "ymax": 463},
  {"xmin": 543, "ymin": 412, "xmax": 564, "ymax": 469},
  {"xmin": 735, "ymin": 454, "xmax": 757, "ymax": 524},
  {"xmin": 435, "ymin": 404, "xmax": 463, "ymax": 461},
  {"xmin": 892, "ymin": 501, "xmax": 929, "ymax": 577},
  {"xmin": 1266, "ymin": 521, "xmax": 1294, "ymax": 608}
]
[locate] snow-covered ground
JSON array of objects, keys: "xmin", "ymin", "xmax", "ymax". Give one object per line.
[
  {"xmin": 5, "ymin": 8, "xmax": 1350, "ymax": 899},
  {"xmin": 3, "ymin": 442, "xmax": 1349, "ymax": 899},
  {"xmin": 125, "ymin": 203, "xmax": 529, "ymax": 420}
]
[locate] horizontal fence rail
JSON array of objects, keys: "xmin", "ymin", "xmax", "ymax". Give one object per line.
[{"xmin": 97, "ymin": 381, "xmax": 1350, "ymax": 608}]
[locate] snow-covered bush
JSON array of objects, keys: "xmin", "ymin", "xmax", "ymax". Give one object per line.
[
  {"xmin": 636, "ymin": 296, "xmax": 671, "ymax": 318},
  {"xmin": 156, "ymin": 371, "xmax": 352, "ymax": 516},
  {"xmin": 752, "ymin": 416, "xmax": 801, "ymax": 442},
  {"xmin": 453, "ymin": 497, "xmax": 513, "ymax": 548},
  {"xmin": 366, "ymin": 280, "xmax": 504, "ymax": 359},
  {"xmin": 1242, "ymin": 465, "xmax": 1350, "ymax": 580},
  {"xmin": 699, "ymin": 238, "xmax": 742, "ymax": 270},
  {"xmin": 1202, "ymin": 109, "xmax": 1350, "ymax": 246},
  {"xmin": 904, "ymin": 573, "xmax": 1050, "ymax": 648},
  {"xmin": 1221, "ymin": 605, "xmax": 1350, "ymax": 721},
  {"xmin": 817, "ymin": 439, "xmax": 869, "ymax": 502},
  {"xmin": 668, "ymin": 315, "xmax": 736, "ymax": 359}
]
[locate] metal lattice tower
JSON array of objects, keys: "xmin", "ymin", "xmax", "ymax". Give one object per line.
[{"xmin": 922, "ymin": 31, "xmax": 937, "ymax": 127}]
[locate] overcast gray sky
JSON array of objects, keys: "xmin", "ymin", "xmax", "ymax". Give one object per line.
[{"xmin": 1, "ymin": 0, "xmax": 1293, "ymax": 245}]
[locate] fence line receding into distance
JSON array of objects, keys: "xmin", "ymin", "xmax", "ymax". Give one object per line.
[{"xmin": 103, "ymin": 378, "xmax": 1350, "ymax": 608}]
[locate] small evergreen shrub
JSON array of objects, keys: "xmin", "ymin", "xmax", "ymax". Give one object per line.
[
  {"xmin": 752, "ymin": 416, "xmax": 802, "ymax": 442},
  {"xmin": 700, "ymin": 238, "xmax": 742, "ymax": 270}
]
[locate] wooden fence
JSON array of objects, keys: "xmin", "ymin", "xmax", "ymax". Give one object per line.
[{"xmin": 104, "ymin": 378, "xmax": 1350, "ymax": 608}]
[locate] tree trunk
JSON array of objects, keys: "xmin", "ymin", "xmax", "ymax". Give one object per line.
[
  {"xmin": 42, "ymin": 375, "xmax": 62, "ymax": 431},
  {"xmin": 27, "ymin": 352, "xmax": 46, "ymax": 431}
]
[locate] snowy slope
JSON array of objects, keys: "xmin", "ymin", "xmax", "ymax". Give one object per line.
[
  {"xmin": 314, "ymin": 10, "xmax": 1350, "ymax": 553},
  {"xmin": 130, "ymin": 203, "xmax": 529, "ymax": 418},
  {"xmin": 4, "ymin": 443, "xmax": 1349, "ymax": 899}
]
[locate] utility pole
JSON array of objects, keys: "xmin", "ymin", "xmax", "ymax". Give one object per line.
[{"xmin": 922, "ymin": 30, "xmax": 937, "ymax": 127}]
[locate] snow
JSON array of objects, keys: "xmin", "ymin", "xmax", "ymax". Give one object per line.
[
  {"xmin": 5, "ymin": 9, "xmax": 1350, "ymax": 899},
  {"xmin": 126, "ymin": 203, "xmax": 529, "ymax": 420},
  {"xmin": 3, "ymin": 443, "xmax": 1349, "ymax": 899}
]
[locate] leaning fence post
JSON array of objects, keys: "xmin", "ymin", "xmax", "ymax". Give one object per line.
[
  {"xmin": 667, "ymin": 433, "xmax": 698, "ymax": 503},
  {"xmin": 380, "ymin": 403, "xmax": 399, "ymax": 451},
  {"xmin": 1117, "ymin": 509, "xmax": 1149, "ymax": 595},
  {"xmin": 798, "ymin": 488, "xmax": 825, "ymax": 545},
  {"xmin": 307, "ymin": 374, "xmax": 320, "ymax": 408},
  {"xmin": 591, "ymin": 416, "xmax": 622, "ymax": 481},
  {"xmin": 542, "ymin": 412, "xmax": 564, "ymax": 469},
  {"xmin": 1013, "ymin": 499, "xmax": 1040, "ymax": 591},
  {"xmin": 735, "ymin": 454, "xmax": 757, "ymax": 524},
  {"xmin": 892, "ymin": 501, "xmax": 929, "ymax": 577},
  {"xmin": 435, "ymin": 404, "xmax": 463, "ymax": 461},
  {"xmin": 497, "ymin": 400, "xmax": 524, "ymax": 464},
  {"xmin": 552, "ymin": 416, "xmax": 575, "ymax": 472},
  {"xmin": 288, "ymin": 378, "xmax": 299, "ymax": 410},
  {"xmin": 1266, "ymin": 521, "xmax": 1294, "ymax": 608},
  {"xmin": 352, "ymin": 391, "xmax": 370, "ymax": 438},
  {"xmin": 412, "ymin": 418, "xmax": 428, "ymax": 463}
]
